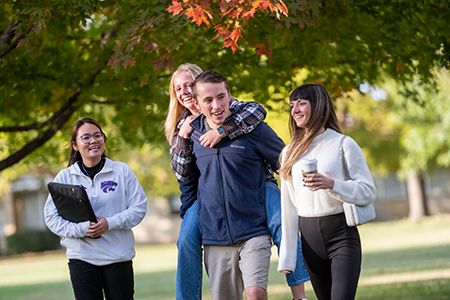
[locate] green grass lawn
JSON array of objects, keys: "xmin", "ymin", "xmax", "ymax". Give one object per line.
[{"xmin": 0, "ymin": 214, "xmax": 449, "ymax": 300}]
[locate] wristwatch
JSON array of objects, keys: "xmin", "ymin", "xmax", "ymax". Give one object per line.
[{"xmin": 217, "ymin": 126, "xmax": 226, "ymax": 137}]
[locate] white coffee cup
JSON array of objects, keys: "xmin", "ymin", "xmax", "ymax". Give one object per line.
[{"xmin": 300, "ymin": 158, "xmax": 318, "ymax": 189}]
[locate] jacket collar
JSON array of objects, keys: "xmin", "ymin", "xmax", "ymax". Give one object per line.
[
  {"xmin": 190, "ymin": 106, "xmax": 240, "ymax": 132},
  {"xmin": 69, "ymin": 157, "xmax": 114, "ymax": 176}
]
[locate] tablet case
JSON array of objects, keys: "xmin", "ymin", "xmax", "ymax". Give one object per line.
[{"xmin": 47, "ymin": 182, "xmax": 97, "ymax": 223}]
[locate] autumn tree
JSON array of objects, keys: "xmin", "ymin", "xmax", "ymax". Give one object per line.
[
  {"xmin": 1, "ymin": 0, "xmax": 449, "ymax": 180},
  {"xmin": 386, "ymin": 69, "xmax": 450, "ymax": 221},
  {"xmin": 338, "ymin": 68, "xmax": 450, "ymax": 221}
]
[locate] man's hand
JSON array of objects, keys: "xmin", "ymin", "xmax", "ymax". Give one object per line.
[
  {"xmin": 179, "ymin": 115, "xmax": 196, "ymax": 139},
  {"xmin": 86, "ymin": 215, "xmax": 109, "ymax": 238},
  {"xmin": 200, "ymin": 129, "xmax": 223, "ymax": 148},
  {"xmin": 279, "ymin": 270, "xmax": 293, "ymax": 275}
]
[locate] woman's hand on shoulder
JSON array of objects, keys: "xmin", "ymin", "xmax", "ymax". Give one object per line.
[
  {"xmin": 303, "ymin": 172, "xmax": 334, "ymax": 191},
  {"xmin": 178, "ymin": 115, "xmax": 195, "ymax": 139}
]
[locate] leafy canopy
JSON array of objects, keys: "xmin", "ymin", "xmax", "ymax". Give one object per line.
[{"xmin": 1, "ymin": 0, "xmax": 449, "ymax": 179}]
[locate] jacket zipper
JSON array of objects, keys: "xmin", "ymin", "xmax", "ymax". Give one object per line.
[{"xmin": 217, "ymin": 146, "xmax": 234, "ymax": 244}]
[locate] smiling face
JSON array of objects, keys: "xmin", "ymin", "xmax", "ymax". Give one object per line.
[
  {"xmin": 173, "ymin": 71, "xmax": 201, "ymax": 116},
  {"xmin": 193, "ymin": 81, "xmax": 231, "ymax": 129},
  {"xmin": 72, "ymin": 123, "xmax": 105, "ymax": 167},
  {"xmin": 290, "ymin": 99, "xmax": 311, "ymax": 128}
]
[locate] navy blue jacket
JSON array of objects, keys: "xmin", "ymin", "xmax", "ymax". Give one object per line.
[
  {"xmin": 178, "ymin": 157, "xmax": 199, "ymax": 218},
  {"xmin": 189, "ymin": 110, "xmax": 285, "ymax": 245}
]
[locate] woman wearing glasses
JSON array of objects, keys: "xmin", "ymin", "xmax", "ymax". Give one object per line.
[{"xmin": 44, "ymin": 117, "xmax": 147, "ymax": 300}]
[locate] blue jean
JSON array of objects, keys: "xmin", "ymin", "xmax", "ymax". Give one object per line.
[
  {"xmin": 176, "ymin": 201, "xmax": 202, "ymax": 300},
  {"xmin": 265, "ymin": 180, "xmax": 310, "ymax": 287},
  {"xmin": 176, "ymin": 181, "xmax": 310, "ymax": 300}
]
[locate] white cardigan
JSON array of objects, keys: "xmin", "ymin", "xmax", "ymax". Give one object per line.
[{"xmin": 278, "ymin": 129, "xmax": 376, "ymax": 272}]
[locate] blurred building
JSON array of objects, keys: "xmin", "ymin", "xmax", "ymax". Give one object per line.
[{"xmin": 372, "ymin": 168, "xmax": 450, "ymax": 221}]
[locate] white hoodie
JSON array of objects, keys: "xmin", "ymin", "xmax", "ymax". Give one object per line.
[{"xmin": 44, "ymin": 158, "xmax": 147, "ymax": 266}]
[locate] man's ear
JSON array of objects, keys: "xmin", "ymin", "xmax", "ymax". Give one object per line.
[{"xmin": 193, "ymin": 99, "xmax": 201, "ymax": 111}]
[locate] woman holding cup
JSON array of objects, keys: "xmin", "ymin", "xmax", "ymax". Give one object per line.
[{"xmin": 277, "ymin": 84, "xmax": 376, "ymax": 300}]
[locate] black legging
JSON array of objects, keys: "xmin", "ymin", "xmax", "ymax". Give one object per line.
[{"xmin": 300, "ymin": 212, "xmax": 361, "ymax": 300}]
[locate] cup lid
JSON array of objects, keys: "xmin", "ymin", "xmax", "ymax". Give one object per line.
[{"xmin": 299, "ymin": 157, "xmax": 318, "ymax": 164}]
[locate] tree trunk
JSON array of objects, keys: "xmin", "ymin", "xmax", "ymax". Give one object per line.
[{"xmin": 406, "ymin": 172, "xmax": 430, "ymax": 221}]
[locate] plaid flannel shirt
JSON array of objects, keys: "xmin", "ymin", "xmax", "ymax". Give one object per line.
[{"xmin": 170, "ymin": 98, "xmax": 267, "ymax": 181}]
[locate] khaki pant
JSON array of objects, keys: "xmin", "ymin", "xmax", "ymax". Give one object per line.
[{"xmin": 204, "ymin": 234, "xmax": 272, "ymax": 300}]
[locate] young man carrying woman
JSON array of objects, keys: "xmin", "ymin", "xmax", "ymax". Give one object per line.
[{"xmin": 165, "ymin": 63, "xmax": 309, "ymax": 300}]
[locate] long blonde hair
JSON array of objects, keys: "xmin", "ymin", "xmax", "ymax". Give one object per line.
[
  {"xmin": 164, "ymin": 63, "xmax": 203, "ymax": 144},
  {"xmin": 278, "ymin": 84, "xmax": 342, "ymax": 179}
]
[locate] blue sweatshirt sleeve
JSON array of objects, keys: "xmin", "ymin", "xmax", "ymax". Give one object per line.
[{"xmin": 178, "ymin": 157, "xmax": 199, "ymax": 218}]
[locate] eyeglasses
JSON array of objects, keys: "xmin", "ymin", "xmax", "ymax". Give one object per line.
[{"xmin": 77, "ymin": 132, "xmax": 105, "ymax": 144}]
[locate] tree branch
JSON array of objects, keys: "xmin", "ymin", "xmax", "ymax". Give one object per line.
[
  {"xmin": 0, "ymin": 122, "xmax": 46, "ymax": 132},
  {"xmin": 0, "ymin": 20, "xmax": 16, "ymax": 49},
  {"xmin": 92, "ymin": 99, "xmax": 140, "ymax": 105},
  {"xmin": 1, "ymin": 82, "xmax": 84, "ymax": 132},
  {"xmin": 0, "ymin": 23, "xmax": 30, "ymax": 59},
  {"xmin": 0, "ymin": 21, "xmax": 120, "ymax": 171},
  {"xmin": 0, "ymin": 88, "xmax": 81, "ymax": 172}
]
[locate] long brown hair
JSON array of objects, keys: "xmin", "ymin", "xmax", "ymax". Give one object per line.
[
  {"xmin": 68, "ymin": 118, "xmax": 107, "ymax": 167},
  {"xmin": 164, "ymin": 63, "xmax": 203, "ymax": 144},
  {"xmin": 278, "ymin": 84, "xmax": 342, "ymax": 179}
]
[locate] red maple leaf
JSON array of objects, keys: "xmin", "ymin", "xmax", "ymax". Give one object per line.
[
  {"xmin": 17, "ymin": 38, "xmax": 29, "ymax": 48},
  {"xmin": 184, "ymin": 5, "xmax": 212, "ymax": 26},
  {"xmin": 185, "ymin": 7, "xmax": 193, "ymax": 19},
  {"xmin": 107, "ymin": 56, "xmax": 122, "ymax": 68},
  {"xmin": 144, "ymin": 42, "xmax": 159, "ymax": 52},
  {"xmin": 255, "ymin": 43, "xmax": 272, "ymax": 61},
  {"xmin": 260, "ymin": 0, "xmax": 272, "ymax": 11},
  {"xmin": 242, "ymin": 8, "xmax": 256, "ymax": 20},
  {"xmin": 131, "ymin": 35, "xmax": 141, "ymax": 47},
  {"xmin": 218, "ymin": 1, "xmax": 233, "ymax": 12},
  {"xmin": 192, "ymin": 7, "xmax": 206, "ymax": 26},
  {"xmin": 153, "ymin": 57, "xmax": 175, "ymax": 71},
  {"xmin": 167, "ymin": 0, "xmax": 184, "ymax": 16},
  {"xmin": 212, "ymin": 24, "xmax": 231, "ymax": 40},
  {"xmin": 278, "ymin": 1, "xmax": 289, "ymax": 16},
  {"xmin": 230, "ymin": 29, "xmax": 243, "ymax": 40},
  {"xmin": 122, "ymin": 55, "xmax": 136, "ymax": 69},
  {"xmin": 224, "ymin": 39, "xmax": 239, "ymax": 53}
]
